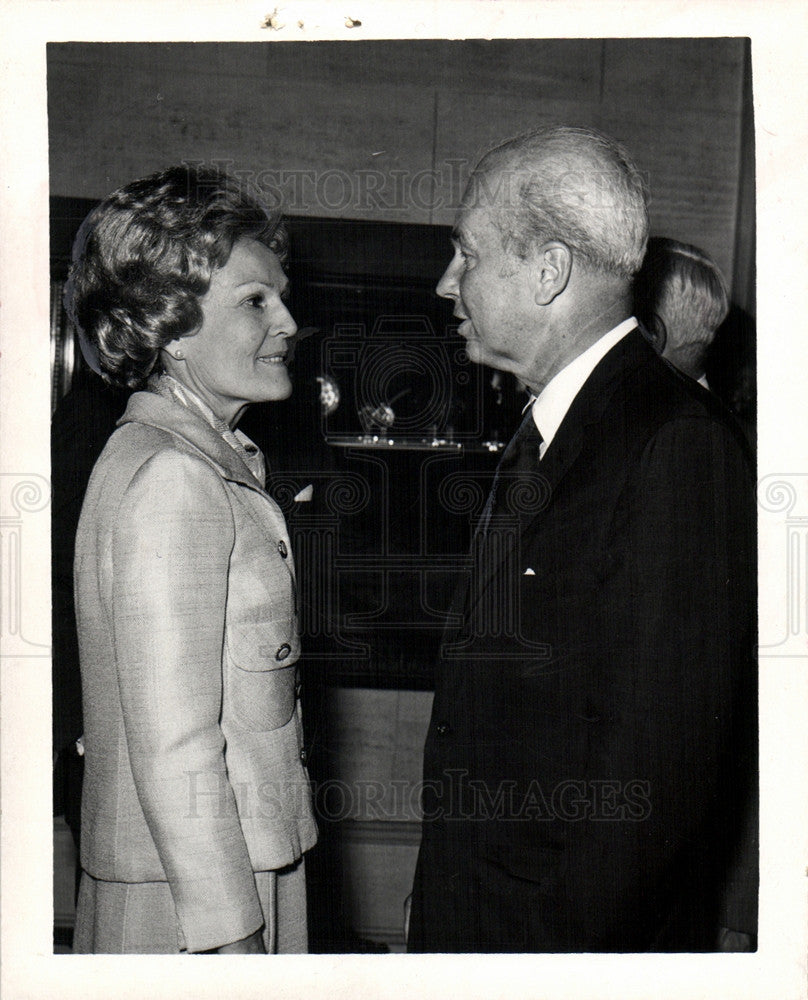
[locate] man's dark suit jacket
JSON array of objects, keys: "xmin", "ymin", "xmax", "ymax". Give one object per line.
[{"xmin": 409, "ymin": 329, "xmax": 757, "ymax": 952}]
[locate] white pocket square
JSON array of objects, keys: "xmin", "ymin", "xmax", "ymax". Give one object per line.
[
  {"xmin": 294, "ymin": 484, "xmax": 314, "ymax": 502},
  {"xmin": 523, "ymin": 567, "xmax": 536, "ymax": 576}
]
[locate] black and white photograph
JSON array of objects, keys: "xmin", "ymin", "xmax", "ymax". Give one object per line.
[{"xmin": 1, "ymin": 3, "xmax": 806, "ymax": 999}]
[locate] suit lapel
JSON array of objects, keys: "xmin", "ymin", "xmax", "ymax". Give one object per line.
[
  {"xmin": 465, "ymin": 329, "xmax": 655, "ymax": 620},
  {"xmin": 540, "ymin": 329, "xmax": 654, "ymax": 483},
  {"xmin": 533, "ymin": 327, "xmax": 656, "ymax": 495}
]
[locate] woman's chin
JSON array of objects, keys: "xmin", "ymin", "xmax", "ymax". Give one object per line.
[
  {"xmin": 267, "ymin": 377, "xmax": 294, "ymax": 402},
  {"xmin": 254, "ymin": 367, "xmax": 293, "ymax": 401}
]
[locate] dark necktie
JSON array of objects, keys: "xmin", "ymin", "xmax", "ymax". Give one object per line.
[{"xmin": 477, "ymin": 410, "xmax": 543, "ymax": 536}]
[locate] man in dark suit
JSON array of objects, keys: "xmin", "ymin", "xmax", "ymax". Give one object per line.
[{"xmin": 408, "ymin": 125, "xmax": 756, "ymax": 952}]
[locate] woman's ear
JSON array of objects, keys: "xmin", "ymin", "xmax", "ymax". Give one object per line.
[
  {"xmin": 162, "ymin": 339, "xmax": 187, "ymax": 362},
  {"xmin": 533, "ymin": 242, "xmax": 572, "ymax": 306}
]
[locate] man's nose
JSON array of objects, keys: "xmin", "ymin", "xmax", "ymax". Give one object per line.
[{"xmin": 436, "ymin": 258, "xmax": 460, "ymax": 300}]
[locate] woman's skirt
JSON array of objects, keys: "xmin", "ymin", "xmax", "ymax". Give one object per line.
[{"xmin": 73, "ymin": 860, "xmax": 307, "ymax": 954}]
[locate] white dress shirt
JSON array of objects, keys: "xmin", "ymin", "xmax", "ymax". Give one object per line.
[{"xmin": 529, "ymin": 317, "xmax": 638, "ymax": 458}]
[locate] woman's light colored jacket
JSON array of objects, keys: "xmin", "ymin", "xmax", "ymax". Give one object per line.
[{"xmin": 74, "ymin": 387, "xmax": 317, "ymax": 952}]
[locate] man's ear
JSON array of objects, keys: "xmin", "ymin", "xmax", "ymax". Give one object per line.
[
  {"xmin": 645, "ymin": 313, "xmax": 667, "ymax": 355},
  {"xmin": 533, "ymin": 243, "xmax": 572, "ymax": 305}
]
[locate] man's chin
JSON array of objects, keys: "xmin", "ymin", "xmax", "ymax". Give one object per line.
[
  {"xmin": 464, "ymin": 338, "xmax": 487, "ymax": 365},
  {"xmin": 465, "ymin": 339, "xmax": 508, "ymax": 374}
]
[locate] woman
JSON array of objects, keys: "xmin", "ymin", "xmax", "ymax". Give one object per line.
[{"xmin": 67, "ymin": 165, "xmax": 317, "ymax": 954}]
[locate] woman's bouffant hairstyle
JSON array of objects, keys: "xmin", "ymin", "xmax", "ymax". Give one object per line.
[{"xmin": 65, "ymin": 164, "xmax": 288, "ymax": 389}]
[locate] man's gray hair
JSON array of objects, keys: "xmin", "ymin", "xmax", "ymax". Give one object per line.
[
  {"xmin": 636, "ymin": 237, "xmax": 730, "ymax": 349},
  {"xmin": 472, "ymin": 124, "xmax": 649, "ymax": 279}
]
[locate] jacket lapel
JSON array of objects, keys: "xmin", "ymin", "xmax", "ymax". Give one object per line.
[
  {"xmin": 118, "ymin": 391, "xmax": 294, "ymax": 569},
  {"xmin": 119, "ymin": 391, "xmax": 262, "ymax": 490},
  {"xmin": 465, "ymin": 329, "xmax": 655, "ymax": 619},
  {"xmin": 539, "ymin": 328, "xmax": 654, "ymax": 489}
]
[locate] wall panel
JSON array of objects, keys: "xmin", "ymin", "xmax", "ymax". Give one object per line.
[
  {"xmin": 602, "ymin": 106, "xmax": 742, "ymax": 279},
  {"xmin": 602, "ymin": 37, "xmax": 745, "ymax": 115},
  {"xmin": 48, "ymin": 44, "xmax": 438, "ymax": 222},
  {"xmin": 431, "ymin": 90, "xmax": 599, "ymax": 225},
  {"xmin": 49, "ymin": 40, "xmax": 748, "ymax": 273}
]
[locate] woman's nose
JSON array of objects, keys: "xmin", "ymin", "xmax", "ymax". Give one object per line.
[{"xmin": 275, "ymin": 302, "xmax": 298, "ymax": 338}]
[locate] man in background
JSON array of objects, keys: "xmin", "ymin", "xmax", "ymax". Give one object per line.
[
  {"xmin": 633, "ymin": 236, "xmax": 730, "ymax": 388},
  {"xmin": 408, "ymin": 125, "xmax": 757, "ymax": 952}
]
